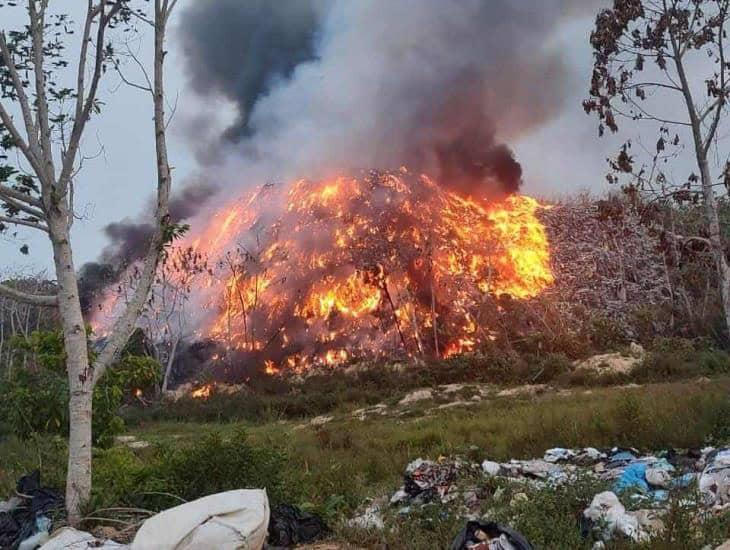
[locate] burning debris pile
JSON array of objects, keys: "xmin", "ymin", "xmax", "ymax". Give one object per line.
[
  {"xmin": 94, "ymin": 169, "xmax": 555, "ymax": 376},
  {"xmin": 92, "ymin": 172, "xmax": 677, "ymax": 387}
]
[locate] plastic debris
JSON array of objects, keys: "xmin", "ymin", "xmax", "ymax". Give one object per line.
[
  {"xmin": 583, "ymin": 491, "xmax": 642, "ymax": 542},
  {"xmin": 544, "ymin": 447, "xmax": 606, "ymax": 465},
  {"xmin": 451, "ymin": 520, "xmax": 534, "ymax": 550},
  {"xmin": 348, "ymin": 501, "xmax": 385, "ymax": 530},
  {"xmin": 267, "ymin": 504, "xmax": 328, "ymax": 547},
  {"xmin": 481, "ymin": 460, "xmax": 501, "ymax": 476},
  {"xmin": 699, "ymin": 447, "xmax": 730, "ymax": 507},
  {"xmin": 403, "ymin": 458, "xmax": 461, "ymax": 502},
  {"xmin": 131, "ymin": 489, "xmax": 269, "ymax": 550},
  {"xmin": 613, "ymin": 463, "xmax": 650, "ymax": 493},
  {"xmin": 582, "ymin": 491, "xmax": 665, "ymax": 543},
  {"xmin": 0, "ymin": 471, "xmax": 62, "ymax": 549}
]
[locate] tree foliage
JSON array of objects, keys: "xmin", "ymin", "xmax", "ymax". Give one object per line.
[{"xmin": 0, "ymin": 329, "xmax": 161, "ymax": 447}]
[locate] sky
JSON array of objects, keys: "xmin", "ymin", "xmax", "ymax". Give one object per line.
[{"xmin": 0, "ymin": 0, "xmax": 657, "ymax": 274}]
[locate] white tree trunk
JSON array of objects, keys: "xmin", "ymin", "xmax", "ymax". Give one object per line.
[
  {"xmin": 670, "ymin": 33, "xmax": 730, "ymax": 335},
  {"xmin": 161, "ymin": 336, "xmax": 179, "ymax": 393},
  {"xmin": 49, "ymin": 215, "xmax": 94, "ymax": 524},
  {"xmin": 698, "ymin": 157, "xmax": 730, "ymax": 331}
]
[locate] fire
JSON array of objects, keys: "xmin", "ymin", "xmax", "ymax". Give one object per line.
[
  {"xmin": 93, "ymin": 169, "xmax": 554, "ymax": 374},
  {"xmin": 264, "ymin": 360, "xmax": 279, "ymax": 375},
  {"xmin": 191, "ymin": 384, "xmax": 213, "ymax": 399},
  {"xmin": 301, "ymin": 272, "xmax": 382, "ymax": 318}
]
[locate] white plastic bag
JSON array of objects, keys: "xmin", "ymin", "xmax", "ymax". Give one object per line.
[{"xmin": 131, "ymin": 489, "xmax": 269, "ymax": 550}]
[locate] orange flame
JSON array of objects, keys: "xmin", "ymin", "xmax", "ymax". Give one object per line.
[
  {"xmin": 191, "ymin": 384, "xmax": 213, "ymax": 399},
  {"xmin": 93, "ymin": 170, "xmax": 554, "ymax": 372}
]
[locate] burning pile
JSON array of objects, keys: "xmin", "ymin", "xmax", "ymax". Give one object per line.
[{"xmin": 95, "ymin": 170, "xmax": 554, "ymax": 374}]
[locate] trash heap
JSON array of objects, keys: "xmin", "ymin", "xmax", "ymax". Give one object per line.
[{"xmin": 350, "ymin": 446, "xmax": 730, "ymax": 547}]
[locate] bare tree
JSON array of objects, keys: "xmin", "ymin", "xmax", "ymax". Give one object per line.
[
  {"xmin": 584, "ymin": 0, "xmax": 730, "ymax": 332},
  {"xmin": 0, "ymin": 0, "xmax": 179, "ymax": 522},
  {"xmin": 0, "ymin": 272, "xmax": 58, "ymax": 372}
]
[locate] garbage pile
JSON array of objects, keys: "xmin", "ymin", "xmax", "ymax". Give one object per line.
[
  {"xmin": 0, "ymin": 471, "xmax": 62, "ymax": 550},
  {"xmin": 390, "ymin": 458, "xmax": 480, "ymax": 507},
  {"xmin": 350, "ymin": 445, "xmax": 730, "ymax": 547}
]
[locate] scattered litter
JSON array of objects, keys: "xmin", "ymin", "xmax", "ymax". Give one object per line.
[
  {"xmin": 613, "ymin": 462, "xmax": 650, "ymax": 494},
  {"xmin": 131, "ymin": 489, "xmax": 269, "ymax": 550},
  {"xmin": 543, "ymin": 447, "xmax": 576, "ymax": 463},
  {"xmin": 582, "ymin": 491, "xmax": 665, "ymax": 543},
  {"xmin": 268, "ymin": 504, "xmax": 328, "ymax": 547},
  {"xmin": 362, "ymin": 445, "xmax": 724, "ymax": 546},
  {"xmin": 481, "ymin": 461, "xmax": 501, "ymax": 476},
  {"xmin": 583, "ymin": 491, "xmax": 644, "ymax": 542},
  {"xmin": 402, "ymin": 458, "xmax": 469, "ymax": 503},
  {"xmin": 389, "ymin": 489, "xmax": 409, "ymax": 505},
  {"xmin": 348, "ymin": 501, "xmax": 384, "ymax": 531},
  {"xmin": 500, "ymin": 458, "xmax": 568, "ymax": 484},
  {"xmin": 699, "ymin": 448, "xmax": 730, "ymax": 507},
  {"xmin": 544, "ymin": 447, "xmax": 605, "ymax": 464},
  {"xmin": 451, "ymin": 520, "xmax": 534, "ymax": 550}
]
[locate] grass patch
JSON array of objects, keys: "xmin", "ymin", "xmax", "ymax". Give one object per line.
[{"xmin": 1, "ymin": 377, "xmax": 728, "ymax": 548}]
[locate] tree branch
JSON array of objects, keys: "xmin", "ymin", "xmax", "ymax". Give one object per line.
[
  {"xmin": 0, "ymin": 214, "xmax": 49, "ymax": 232},
  {"xmin": 0, "ymin": 193, "xmax": 46, "ymax": 220},
  {"xmin": 703, "ymin": 2, "xmax": 727, "ymax": 156},
  {"xmin": 94, "ymin": 0, "xmax": 173, "ymax": 380},
  {"xmin": 28, "ymin": 0, "xmax": 56, "ymax": 186},
  {"xmin": 0, "ymin": 104, "xmax": 45, "ymax": 177},
  {"xmin": 0, "ymin": 31, "xmax": 40, "ymax": 153},
  {"xmin": 57, "ymin": 0, "xmax": 123, "ymax": 196},
  {"xmin": 0, "ymin": 182, "xmax": 45, "ymax": 210},
  {"xmin": 0, "ymin": 282, "xmax": 57, "ymax": 307}
]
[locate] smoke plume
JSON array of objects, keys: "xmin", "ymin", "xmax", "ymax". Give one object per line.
[
  {"xmin": 79, "ymin": 182, "xmax": 217, "ymax": 310},
  {"xmin": 178, "ymin": 0, "xmax": 589, "ymax": 197}
]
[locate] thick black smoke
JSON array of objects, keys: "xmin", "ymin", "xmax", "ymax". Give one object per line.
[
  {"xmin": 178, "ymin": 0, "xmax": 330, "ymax": 141},
  {"xmin": 79, "ymin": 183, "xmax": 217, "ymax": 311},
  {"xmin": 177, "ymin": 0, "xmax": 594, "ymax": 197}
]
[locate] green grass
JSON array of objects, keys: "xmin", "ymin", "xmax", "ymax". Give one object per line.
[{"xmin": 1, "ymin": 377, "xmax": 728, "ymax": 549}]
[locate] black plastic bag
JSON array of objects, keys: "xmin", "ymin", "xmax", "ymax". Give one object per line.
[
  {"xmin": 0, "ymin": 471, "xmax": 62, "ymax": 549},
  {"xmin": 268, "ymin": 504, "xmax": 328, "ymax": 547},
  {"xmin": 16, "ymin": 471, "xmax": 62, "ymax": 516},
  {"xmin": 451, "ymin": 520, "xmax": 534, "ymax": 550}
]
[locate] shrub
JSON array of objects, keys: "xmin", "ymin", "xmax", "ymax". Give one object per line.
[
  {"xmin": 0, "ymin": 330, "xmax": 162, "ymax": 446},
  {"xmin": 588, "ymin": 315, "xmax": 628, "ymax": 351},
  {"xmin": 92, "ymin": 429, "xmax": 286, "ymax": 510}
]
